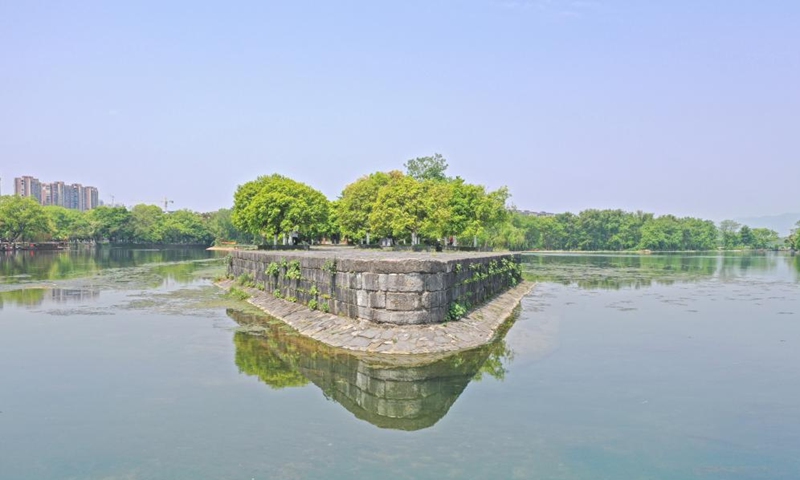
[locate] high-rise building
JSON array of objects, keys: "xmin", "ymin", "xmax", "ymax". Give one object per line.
[
  {"xmin": 14, "ymin": 176, "xmax": 42, "ymax": 203},
  {"xmin": 66, "ymin": 184, "xmax": 84, "ymax": 211},
  {"xmin": 83, "ymin": 186, "xmax": 99, "ymax": 211},
  {"xmin": 13, "ymin": 176, "xmax": 99, "ymax": 211},
  {"xmin": 41, "ymin": 184, "xmax": 52, "ymax": 205}
]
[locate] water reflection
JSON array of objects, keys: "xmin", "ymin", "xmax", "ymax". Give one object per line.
[
  {"xmin": 0, "ymin": 246, "xmax": 217, "ymax": 284},
  {"xmin": 0, "ymin": 288, "xmax": 100, "ymax": 309},
  {"xmin": 523, "ymin": 252, "xmax": 798, "ymax": 289},
  {"xmin": 228, "ymin": 309, "xmax": 513, "ymax": 431}
]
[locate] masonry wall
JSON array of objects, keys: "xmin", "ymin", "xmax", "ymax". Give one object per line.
[{"xmin": 228, "ymin": 251, "xmax": 522, "ymax": 325}]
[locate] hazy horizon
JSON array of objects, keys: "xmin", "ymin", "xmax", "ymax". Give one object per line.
[{"xmin": 2, "ymin": 1, "xmax": 798, "ymax": 220}]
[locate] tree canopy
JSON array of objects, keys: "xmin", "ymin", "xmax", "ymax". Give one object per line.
[
  {"xmin": 232, "ymin": 174, "xmax": 330, "ymax": 243},
  {"xmin": 0, "ymin": 195, "xmax": 51, "ymax": 242},
  {"xmin": 404, "ymin": 153, "xmax": 449, "ymax": 182}
]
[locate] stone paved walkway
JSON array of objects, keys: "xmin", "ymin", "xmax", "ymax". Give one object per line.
[{"xmin": 220, "ymin": 280, "xmax": 535, "ymax": 355}]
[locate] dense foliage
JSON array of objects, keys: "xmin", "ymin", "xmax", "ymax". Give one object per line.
[
  {"xmin": 232, "ymin": 174, "xmax": 331, "ymax": 244},
  {"xmin": 0, "ymin": 195, "xmax": 230, "ymax": 245},
  {"xmin": 337, "ymin": 167, "xmax": 509, "ymax": 246},
  {"xmin": 507, "ymin": 210, "xmax": 783, "ymax": 251},
  {"xmin": 3, "ymin": 155, "xmax": 796, "ymax": 251}
]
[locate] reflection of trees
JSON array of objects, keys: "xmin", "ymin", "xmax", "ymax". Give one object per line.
[
  {"xmin": 0, "ymin": 247, "xmax": 218, "ymax": 283},
  {"xmin": 0, "ymin": 288, "xmax": 46, "ymax": 308},
  {"xmin": 523, "ymin": 253, "xmax": 793, "ymax": 289},
  {"xmin": 0, "ymin": 288, "xmax": 100, "ymax": 309},
  {"xmin": 228, "ymin": 309, "xmax": 513, "ymax": 431}
]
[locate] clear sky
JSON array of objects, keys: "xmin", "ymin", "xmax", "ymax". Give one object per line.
[{"xmin": 1, "ymin": 1, "xmax": 798, "ymax": 220}]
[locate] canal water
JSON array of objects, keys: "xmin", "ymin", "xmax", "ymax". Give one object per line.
[{"xmin": 0, "ymin": 248, "xmax": 798, "ymax": 479}]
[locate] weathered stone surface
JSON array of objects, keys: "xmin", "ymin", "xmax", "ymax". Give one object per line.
[
  {"xmin": 424, "ymin": 273, "xmax": 445, "ymax": 292},
  {"xmin": 386, "ymin": 273, "xmax": 425, "ymax": 292},
  {"xmin": 386, "ymin": 292, "xmax": 422, "ymax": 311},
  {"xmin": 220, "ymin": 279, "xmax": 534, "ymax": 355},
  {"xmin": 228, "ymin": 248, "xmax": 522, "ymax": 326}
]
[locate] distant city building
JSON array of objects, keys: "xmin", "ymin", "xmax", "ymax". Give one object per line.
[
  {"xmin": 83, "ymin": 186, "xmax": 99, "ymax": 210},
  {"xmin": 13, "ymin": 175, "xmax": 99, "ymax": 211},
  {"xmin": 14, "ymin": 176, "xmax": 42, "ymax": 203}
]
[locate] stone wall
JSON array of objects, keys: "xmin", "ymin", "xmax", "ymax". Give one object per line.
[{"xmin": 227, "ymin": 250, "xmax": 522, "ymax": 325}]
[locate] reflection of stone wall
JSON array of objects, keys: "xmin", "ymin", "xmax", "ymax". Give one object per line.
[
  {"xmin": 228, "ymin": 251, "xmax": 522, "ymax": 324},
  {"xmin": 230, "ymin": 309, "xmax": 508, "ymax": 430}
]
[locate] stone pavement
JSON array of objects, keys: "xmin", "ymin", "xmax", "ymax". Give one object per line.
[{"xmin": 221, "ymin": 280, "xmax": 535, "ymax": 355}]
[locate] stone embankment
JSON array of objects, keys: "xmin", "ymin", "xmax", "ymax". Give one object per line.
[
  {"xmin": 227, "ymin": 249, "xmax": 524, "ymax": 325},
  {"xmin": 224, "ymin": 249, "xmax": 532, "ymax": 354},
  {"xmin": 220, "ymin": 278, "xmax": 533, "ymax": 355}
]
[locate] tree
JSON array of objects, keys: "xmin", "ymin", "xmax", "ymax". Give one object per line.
[
  {"xmin": 788, "ymin": 221, "xmax": 800, "ymax": 251},
  {"xmin": 44, "ymin": 206, "xmax": 91, "ymax": 241},
  {"xmin": 336, "ymin": 172, "xmax": 392, "ymax": 243},
  {"xmin": 750, "ymin": 228, "xmax": 779, "ymax": 249},
  {"xmin": 160, "ymin": 210, "xmax": 214, "ymax": 244},
  {"xmin": 639, "ymin": 215, "xmax": 683, "ymax": 251},
  {"xmin": 369, "ymin": 173, "xmax": 428, "ymax": 244},
  {"xmin": 88, "ymin": 206, "xmax": 132, "ymax": 242},
  {"xmin": 207, "ymin": 208, "xmax": 250, "ymax": 244},
  {"xmin": 0, "ymin": 195, "xmax": 52, "ymax": 242},
  {"xmin": 130, "ymin": 204, "xmax": 165, "ymax": 243},
  {"xmin": 404, "ymin": 153, "xmax": 449, "ymax": 182},
  {"xmin": 739, "ymin": 225, "xmax": 754, "ymax": 247},
  {"xmin": 719, "ymin": 220, "xmax": 741, "ymax": 249},
  {"xmin": 232, "ymin": 174, "xmax": 330, "ymax": 244}
]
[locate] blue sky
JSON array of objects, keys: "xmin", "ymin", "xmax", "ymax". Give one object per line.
[{"xmin": 1, "ymin": 1, "xmax": 798, "ymax": 219}]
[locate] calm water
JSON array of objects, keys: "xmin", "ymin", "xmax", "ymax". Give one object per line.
[{"xmin": 1, "ymin": 249, "xmax": 799, "ymax": 479}]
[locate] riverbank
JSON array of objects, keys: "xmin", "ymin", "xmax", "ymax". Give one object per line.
[{"xmin": 218, "ymin": 279, "xmax": 534, "ymax": 355}]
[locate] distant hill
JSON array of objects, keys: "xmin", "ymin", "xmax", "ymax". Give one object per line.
[{"xmin": 735, "ymin": 213, "xmax": 800, "ymax": 237}]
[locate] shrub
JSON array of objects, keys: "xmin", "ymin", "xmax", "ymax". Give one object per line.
[
  {"xmin": 308, "ymin": 299, "xmax": 318, "ymax": 310},
  {"xmin": 447, "ymin": 302, "xmax": 468, "ymax": 321},
  {"xmin": 285, "ymin": 260, "xmax": 302, "ymax": 280},
  {"xmin": 265, "ymin": 262, "xmax": 280, "ymax": 278},
  {"xmin": 227, "ymin": 287, "xmax": 250, "ymax": 301}
]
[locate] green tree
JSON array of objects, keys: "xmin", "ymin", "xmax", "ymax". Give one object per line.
[
  {"xmin": 404, "ymin": 153, "xmax": 449, "ymax": 182},
  {"xmin": 738, "ymin": 225, "xmax": 754, "ymax": 247},
  {"xmin": 88, "ymin": 206, "xmax": 132, "ymax": 242},
  {"xmin": 232, "ymin": 174, "xmax": 330, "ymax": 244},
  {"xmin": 44, "ymin": 206, "xmax": 91, "ymax": 241},
  {"xmin": 719, "ymin": 220, "xmax": 741, "ymax": 249},
  {"xmin": 0, "ymin": 196, "xmax": 53, "ymax": 241},
  {"xmin": 369, "ymin": 173, "xmax": 428, "ymax": 244},
  {"xmin": 639, "ymin": 215, "xmax": 683, "ymax": 250},
  {"xmin": 336, "ymin": 171, "xmax": 392, "ymax": 243},
  {"xmin": 160, "ymin": 209, "xmax": 213, "ymax": 244},
  {"xmin": 207, "ymin": 208, "xmax": 250, "ymax": 244},
  {"xmin": 750, "ymin": 228, "xmax": 779, "ymax": 249},
  {"xmin": 130, "ymin": 204, "xmax": 165, "ymax": 243}
]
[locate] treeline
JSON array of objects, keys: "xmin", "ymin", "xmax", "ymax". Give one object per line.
[
  {"xmin": 5, "ymin": 154, "xmax": 798, "ymax": 252},
  {"xmin": 0, "ymin": 195, "xmax": 247, "ymax": 245},
  {"xmin": 232, "ymin": 154, "xmax": 792, "ymax": 251},
  {"xmin": 233, "ymin": 154, "xmax": 509, "ymax": 246},
  {"xmin": 508, "ymin": 211, "xmax": 786, "ymax": 251}
]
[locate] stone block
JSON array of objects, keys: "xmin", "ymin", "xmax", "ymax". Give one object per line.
[
  {"xmin": 386, "ymin": 273, "xmax": 424, "ymax": 292},
  {"xmin": 423, "ymin": 273, "xmax": 445, "ymax": 291},
  {"xmin": 421, "ymin": 290, "xmax": 447, "ymax": 309},
  {"xmin": 369, "ymin": 291, "xmax": 386, "ymax": 309},
  {"xmin": 358, "ymin": 306, "xmax": 374, "ymax": 321},
  {"xmin": 386, "ymin": 292, "xmax": 422, "ymax": 311},
  {"xmin": 357, "ymin": 290, "xmax": 369, "ymax": 307},
  {"xmin": 373, "ymin": 310, "xmax": 428, "ymax": 325},
  {"xmin": 362, "ymin": 272, "xmax": 381, "ymax": 291}
]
